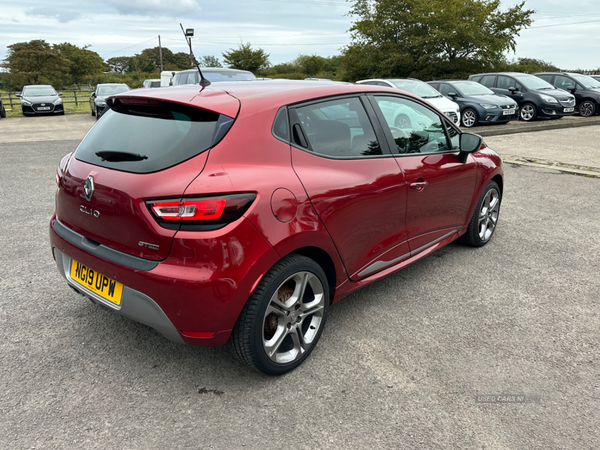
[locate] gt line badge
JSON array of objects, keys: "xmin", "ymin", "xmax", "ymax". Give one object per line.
[{"xmin": 84, "ymin": 175, "xmax": 95, "ymax": 201}]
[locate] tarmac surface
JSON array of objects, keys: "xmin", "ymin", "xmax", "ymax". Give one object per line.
[{"xmin": 0, "ymin": 114, "xmax": 599, "ymax": 449}]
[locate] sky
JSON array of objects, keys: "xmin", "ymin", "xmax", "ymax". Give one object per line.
[{"xmin": 1, "ymin": 0, "xmax": 600, "ymax": 70}]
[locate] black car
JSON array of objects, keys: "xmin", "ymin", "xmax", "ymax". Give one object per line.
[
  {"xmin": 534, "ymin": 72, "xmax": 600, "ymax": 117},
  {"xmin": 468, "ymin": 72, "xmax": 576, "ymax": 121},
  {"xmin": 90, "ymin": 83, "xmax": 130, "ymax": 120},
  {"xmin": 17, "ymin": 85, "xmax": 64, "ymax": 116},
  {"xmin": 0, "ymin": 96, "xmax": 6, "ymax": 119},
  {"xmin": 428, "ymin": 80, "xmax": 518, "ymax": 128}
]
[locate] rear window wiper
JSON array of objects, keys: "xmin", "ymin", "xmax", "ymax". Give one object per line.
[{"xmin": 95, "ymin": 151, "xmax": 148, "ymax": 162}]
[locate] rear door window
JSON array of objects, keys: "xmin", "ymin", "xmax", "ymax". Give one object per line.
[
  {"xmin": 75, "ymin": 99, "xmax": 233, "ymax": 173},
  {"xmin": 293, "ymin": 97, "xmax": 383, "ymax": 158},
  {"xmin": 479, "ymin": 75, "xmax": 496, "ymax": 88}
]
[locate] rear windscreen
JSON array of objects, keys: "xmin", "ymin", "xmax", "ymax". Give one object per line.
[{"xmin": 75, "ymin": 99, "xmax": 231, "ymax": 173}]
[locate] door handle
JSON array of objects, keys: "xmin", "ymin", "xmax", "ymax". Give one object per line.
[{"xmin": 410, "ymin": 181, "xmax": 428, "ymax": 191}]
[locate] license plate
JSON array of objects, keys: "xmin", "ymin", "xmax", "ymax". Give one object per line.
[
  {"xmin": 70, "ymin": 259, "xmax": 124, "ymax": 305},
  {"xmin": 37, "ymin": 106, "xmax": 51, "ymax": 111},
  {"xmin": 503, "ymin": 109, "xmax": 515, "ymax": 115},
  {"xmin": 564, "ymin": 107, "xmax": 574, "ymax": 113}
]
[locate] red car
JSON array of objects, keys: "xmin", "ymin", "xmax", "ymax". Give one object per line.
[{"xmin": 50, "ymin": 80, "xmax": 503, "ymax": 375}]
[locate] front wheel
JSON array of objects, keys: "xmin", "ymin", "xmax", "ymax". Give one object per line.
[
  {"xmin": 229, "ymin": 254, "xmax": 330, "ymax": 375},
  {"xmin": 520, "ymin": 103, "xmax": 537, "ymax": 121},
  {"xmin": 460, "ymin": 181, "xmax": 501, "ymax": 247},
  {"xmin": 461, "ymin": 108, "xmax": 478, "ymax": 128},
  {"xmin": 579, "ymin": 100, "xmax": 596, "ymax": 117}
]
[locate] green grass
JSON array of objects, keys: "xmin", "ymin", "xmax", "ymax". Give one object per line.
[{"xmin": 1, "ymin": 90, "xmax": 93, "ymax": 118}]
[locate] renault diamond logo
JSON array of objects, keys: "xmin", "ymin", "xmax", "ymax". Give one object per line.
[{"xmin": 84, "ymin": 176, "xmax": 95, "ymax": 201}]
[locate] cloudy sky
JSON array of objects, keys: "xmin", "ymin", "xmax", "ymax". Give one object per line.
[{"xmin": 1, "ymin": 0, "xmax": 599, "ymax": 70}]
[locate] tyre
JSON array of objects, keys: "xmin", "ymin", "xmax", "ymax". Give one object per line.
[
  {"xmin": 459, "ymin": 181, "xmax": 501, "ymax": 247},
  {"xmin": 394, "ymin": 114, "xmax": 411, "ymax": 128},
  {"xmin": 519, "ymin": 103, "xmax": 537, "ymax": 121},
  {"xmin": 579, "ymin": 100, "xmax": 596, "ymax": 117},
  {"xmin": 91, "ymin": 107, "xmax": 95, "ymax": 117},
  {"xmin": 229, "ymin": 254, "xmax": 329, "ymax": 375},
  {"xmin": 95, "ymin": 109, "xmax": 100, "ymax": 121},
  {"xmin": 461, "ymin": 108, "xmax": 478, "ymax": 128}
]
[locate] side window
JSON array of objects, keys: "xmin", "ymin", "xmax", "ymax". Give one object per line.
[
  {"xmin": 272, "ymin": 107, "xmax": 289, "ymax": 141},
  {"xmin": 555, "ymin": 75, "xmax": 575, "ymax": 89},
  {"xmin": 372, "ymin": 96, "xmax": 452, "ymax": 155},
  {"xmin": 497, "ymin": 76, "xmax": 515, "ymax": 90},
  {"xmin": 294, "ymin": 97, "xmax": 382, "ymax": 158},
  {"xmin": 480, "ymin": 75, "xmax": 496, "ymax": 88},
  {"xmin": 186, "ymin": 72, "xmax": 198, "ymax": 85},
  {"xmin": 536, "ymin": 74, "xmax": 553, "ymax": 83},
  {"xmin": 438, "ymin": 83, "xmax": 455, "ymax": 97}
]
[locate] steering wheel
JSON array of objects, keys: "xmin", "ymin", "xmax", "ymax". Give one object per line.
[{"xmin": 389, "ymin": 126, "xmax": 409, "ymax": 139}]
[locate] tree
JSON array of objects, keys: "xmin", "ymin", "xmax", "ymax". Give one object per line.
[
  {"xmin": 222, "ymin": 43, "xmax": 270, "ymax": 73},
  {"xmin": 171, "ymin": 52, "xmax": 193, "ymax": 70},
  {"xmin": 343, "ymin": 0, "xmax": 535, "ymax": 80},
  {"xmin": 2, "ymin": 40, "xmax": 71, "ymax": 89},
  {"xmin": 54, "ymin": 43, "xmax": 105, "ymax": 83},
  {"xmin": 200, "ymin": 55, "xmax": 222, "ymax": 68},
  {"xmin": 504, "ymin": 57, "xmax": 560, "ymax": 73},
  {"xmin": 126, "ymin": 54, "xmax": 155, "ymax": 73},
  {"xmin": 294, "ymin": 55, "xmax": 326, "ymax": 77},
  {"xmin": 107, "ymin": 56, "xmax": 130, "ymax": 74}
]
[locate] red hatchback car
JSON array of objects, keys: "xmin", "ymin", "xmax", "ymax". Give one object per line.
[{"xmin": 50, "ymin": 80, "xmax": 503, "ymax": 375}]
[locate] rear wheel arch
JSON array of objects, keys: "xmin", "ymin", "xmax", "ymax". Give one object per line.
[{"xmin": 283, "ymin": 246, "xmax": 337, "ymax": 302}]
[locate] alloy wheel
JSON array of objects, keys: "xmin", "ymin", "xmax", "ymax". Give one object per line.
[
  {"xmin": 478, "ymin": 187, "xmax": 500, "ymax": 242},
  {"xmin": 262, "ymin": 271, "xmax": 325, "ymax": 364}
]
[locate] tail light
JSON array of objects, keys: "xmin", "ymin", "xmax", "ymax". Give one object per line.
[
  {"xmin": 147, "ymin": 193, "xmax": 256, "ymax": 231},
  {"xmin": 56, "ymin": 152, "xmax": 73, "ymax": 187}
]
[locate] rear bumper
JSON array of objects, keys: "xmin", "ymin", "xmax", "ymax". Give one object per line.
[
  {"xmin": 53, "ymin": 247, "xmax": 185, "ymax": 344},
  {"xmin": 49, "ymin": 216, "xmax": 280, "ymax": 347}
]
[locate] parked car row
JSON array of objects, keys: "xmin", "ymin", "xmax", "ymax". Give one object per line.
[{"xmin": 11, "ymin": 71, "xmax": 600, "ymax": 124}]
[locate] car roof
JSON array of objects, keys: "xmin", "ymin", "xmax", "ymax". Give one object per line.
[
  {"xmin": 111, "ymin": 80, "xmax": 420, "ymax": 117},
  {"xmin": 97, "ymin": 83, "xmax": 129, "ymax": 86},
  {"xmin": 23, "ymin": 84, "xmax": 54, "ymax": 88}
]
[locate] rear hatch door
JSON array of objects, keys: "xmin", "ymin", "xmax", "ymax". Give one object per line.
[{"xmin": 56, "ymin": 90, "xmax": 239, "ymax": 260}]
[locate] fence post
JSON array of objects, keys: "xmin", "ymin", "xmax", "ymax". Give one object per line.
[{"xmin": 74, "ymin": 91, "xmax": 78, "ymax": 107}]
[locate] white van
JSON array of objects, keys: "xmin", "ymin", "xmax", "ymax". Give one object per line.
[{"xmin": 160, "ymin": 71, "xmax": 179, "ymax": 87}]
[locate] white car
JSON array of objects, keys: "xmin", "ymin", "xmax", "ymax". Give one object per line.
[{"xmin": 356, "ymin": 78, "xmax": 461, "ymax": 125}]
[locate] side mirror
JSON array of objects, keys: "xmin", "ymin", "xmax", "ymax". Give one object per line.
[
  {"xmin": 447, "ymin": 92, "xmax": 458, "ymax": 99},
  {"xmin": 566, "ymin": 85, "xmax": 576, "ymax": 93},
  {"xmin": 508, "ymin": 86, "xmax": 518, "ymax": 93},
  {"xmin": 58, "ymin": 92, "xmax": 63, "ymax": 96},
  {"xmin": 90, "ymin": 93, "xmax": 96, "ymax": 98},
  {"xmin": 459, "ymin": 133, "xmax": 483, "ymax": 161},
  {"xmin": 16, "ymin": 93, "xmax": 21, "ymax": 97}
]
